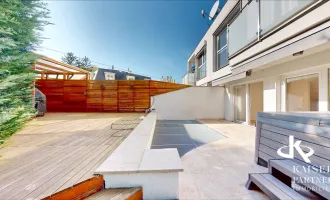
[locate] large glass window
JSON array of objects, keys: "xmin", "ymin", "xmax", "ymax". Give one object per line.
[
  {"xmin": 197, "ymin": 53, "xmax": 206, "ymax": 80},
  {"xmin": 216, "ymin": 29, "xmax": 228, "ymax": 70},
  {"xmin": 286, "ymin": 74, "xmax": 319, "ymax": 111}
]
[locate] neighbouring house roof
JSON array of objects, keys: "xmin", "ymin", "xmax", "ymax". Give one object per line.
[{"xmin": 93, "ymin": 68, "xmax": 151, "ymax": 80}]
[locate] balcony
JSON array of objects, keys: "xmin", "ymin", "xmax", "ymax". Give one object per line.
[
  {"xmin": 182, "ymin": 72, "xmax": 195, "ymax": 85},
  {"xmin": 228, "ymin": 0, "xmax": 314, "ymax": 57}
]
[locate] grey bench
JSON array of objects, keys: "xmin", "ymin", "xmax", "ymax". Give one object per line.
[{"xmin": 246, "ymin": 112, "xmax": 330, "ymax": 199}]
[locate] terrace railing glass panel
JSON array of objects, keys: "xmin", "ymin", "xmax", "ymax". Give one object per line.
[
  {"xmin": 182, "ymin": 73, "xmax": 195, "ymax": 85},
  {"xmin": 228, "ymin": 0, "xmax": 258, "ymax": 56},
  {"xmin": 260, "ymin": 0, "xmax": 313, "ymax": 34},
  {"xmin": 228, "ymin": 0, "xmax": 314, "ymax": 57}
]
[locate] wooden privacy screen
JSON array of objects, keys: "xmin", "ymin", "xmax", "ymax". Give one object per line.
[{"xmin": 36, "ymin": 80, "xmax": 189, "ymax": 112}]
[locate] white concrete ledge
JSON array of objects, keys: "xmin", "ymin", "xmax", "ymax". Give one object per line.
[{"xmin": 95, "ymin": 112, "xmax": 183, "ymax": 199}]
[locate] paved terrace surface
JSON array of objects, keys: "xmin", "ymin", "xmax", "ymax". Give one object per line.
[
  {"xmin": 179, "ymin": 120, "xmax": 319, "ymax": 200},
  {"xmin": 0, "ymin": 113, "xmax": 143, "ymax": 200},
  {"xmin": 179, "ymin": 120, "xmax": 269, "ymax": 200}
]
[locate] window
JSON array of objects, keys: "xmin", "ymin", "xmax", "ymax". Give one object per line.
[
  {"xmin": 216, "ymin": 28, "xmax": 228, "ymax": 70},
  {"xmin": 191, "ymin": 64, "xmax": 196, "ymax": 73},
  {"xmin": 104, "ymin": 72, "xmax": 115, "ymax": 80},
  {"xmin": 197, "ymin": 53, "xmax": 206, "ymax": 80},
  {"xmin": 286, "ymin": 74, "xmax": 319, "ymax": 111},
  {"xmin": 127, "ymin": 75, "xmax": 135, "ymax": 80}
]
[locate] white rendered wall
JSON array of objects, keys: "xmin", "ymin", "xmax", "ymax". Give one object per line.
[
  {"xmin": 224, "ymin": 49, "xmax": 330, "ymax": 122},
  {"xmin": 104, "ymin": 172, "xmax": 179, "ymax": 200},
  {"xmin": 152, "ymin": 87, "xmax": 225, "ymax": 120}
]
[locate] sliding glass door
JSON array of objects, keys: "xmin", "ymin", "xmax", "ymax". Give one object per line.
[{"xmin": 234, "ymin": 85, "xmax": 246, "ymax": 122}]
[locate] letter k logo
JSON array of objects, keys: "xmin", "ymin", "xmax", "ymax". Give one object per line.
[{"xmin": 277, "ymin": 136, "xmax": 314, "ymax": 163}]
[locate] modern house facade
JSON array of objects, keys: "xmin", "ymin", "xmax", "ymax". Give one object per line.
[
  {"xmin": 185, "ymin": 0, "xmax": 330, "ymax": 126},
  {"xmin": 93, "ymin": 68, "xmax": 151, "ymax": 80}
]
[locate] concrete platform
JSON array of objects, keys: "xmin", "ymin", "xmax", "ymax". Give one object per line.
[
  {"xmin": 179, "ymin": 120, "xmax": 269, "ymax": 200},
  {"xmin": 95, "ymin": 113, "xmax": 184, "ymax": 200}
]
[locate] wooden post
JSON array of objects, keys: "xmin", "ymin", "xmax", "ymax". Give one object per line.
[
  {"xmin": 41, "ymin": 72, "xmax": 45, "ymax": 80},
  {"xmin": 117, "ymin": 81, "xmax": 119, "ymax": 113},
  {"xmin": 149, "ymin": 80, "xmax": 151, "ymax": 108}
]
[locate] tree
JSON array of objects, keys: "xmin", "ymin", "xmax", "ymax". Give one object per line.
[
  {"xmin": 61, "ymin": 52, "xmax": 77, "ymax": 65},
  {"xmin": 80, "ymin": 56, "xmax": 92, "ymax": 69},
  {"xmin": 62, "ymin": 53, "xmax": 93, "ymax": 71},
  {"xmin": 0, "ymin": 0, "xmax": 50, "ymax": 144},
  {"xmin": 161, "ymin": 75, "xmax": 176, "ymax": 83},
  {"xmin": 75, "ymin": 56, "xmax": 92, "ymax": 71}
]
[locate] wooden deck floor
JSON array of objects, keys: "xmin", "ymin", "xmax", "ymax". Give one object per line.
[
  {"xmin": 0, "ymin": 113, "xmax": 143, "ymax": 200},
  {"xmin": 86, "ymin": 188, "xmax": 141, "ymax": 200}
]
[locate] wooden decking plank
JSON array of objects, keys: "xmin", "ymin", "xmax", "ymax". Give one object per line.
[
  {"xmin": 0, "ymin": 146, "xmax": 77, "ymax": 190},
  {"xmin": 0, "ymin": 146, "xmax": 84, "ymax": 198},
  {"xmin": 261, "ymin": 174, "xmax": 308, "ymax": 200},
  {"xmin": 108, "ymin": 188, "xmax": 140, "ymax": 200},
  {"xmin": 21, "ymin": 132, "xmax": 122, "ymax": 199},
  {"xmin": 0, "ymin": 113, "xmax": 140, "ymax": 200},
  {"xmin": 0, "ymin": 146, "xmax": 56, "ymax": 173},
  {"xmin": 36, "ymin": 144, "xmax": 111, "ymax": 198},
  {"xmin": 111, "ymin": 188, "xmax": 140, "ymax": 200},
  {"xmin": 10, "ymin": 145, "xmax": 98, "ymax": 199},
  {"xmin": 57, "ymin": 119, "xmax": 104, "ymax": 147},
  {"xmin": 250, "ymin": 174, "xmax": 293, "ymax": 200},
  {"xmin": 38, "ymin": 136, "xmax": 119, "ymax": 198},
  {"xmin": 54, "ymin": 137, "xmax": 124, "ymax": 193},
  {"xmin": 91, "ymin": 189, "xmax": 125, "ymax": 200},
  {"xmin": 77, "ymin": 137, "xmax": 126, "ymax": 183}
]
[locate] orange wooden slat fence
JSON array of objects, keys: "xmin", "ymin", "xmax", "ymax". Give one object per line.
[{"xmin": 35, "ymin": 80, "xmax": 189, "ymax": 112}]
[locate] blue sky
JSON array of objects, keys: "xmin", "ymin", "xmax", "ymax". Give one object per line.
[{"xmin": 36, "ymin": 1, "xmax": 215, "ymax": 81}]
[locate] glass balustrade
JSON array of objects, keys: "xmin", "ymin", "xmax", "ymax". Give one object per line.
[
  {"xmin": 228, "ymin": 0, "xmax": 258, "ymax": 56},
  {"xmin": 228, "ymin": 0, "xmax": 314, "ymax": 57}
]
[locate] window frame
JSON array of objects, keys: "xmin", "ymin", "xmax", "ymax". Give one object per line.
[
  {"xmin": 216, "ymin": 28, "xmax": 229, "ymax": 71},
  {"xmin": 212, "ymin": 2, "xmax": 241, "ymax": 72},
  {"xmin": 197, "ymin": 52, "xmax": 207, "ymax": 81},
  {"xmin": 104, "ymin": 72, "xmax": 115, "ymax": 80},
  {"xmin": 126, "ymin": 75, "xmax": 135, "ymax": 80}
]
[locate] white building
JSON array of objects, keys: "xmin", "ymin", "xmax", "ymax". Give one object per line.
[{"xmin": 184, "ymin": 0, "xmax": 330, "ymax": 125}]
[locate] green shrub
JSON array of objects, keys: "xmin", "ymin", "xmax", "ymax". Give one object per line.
[{"xmin": 0, "ymin": 0, "xmax": 50, "ymax": 144}]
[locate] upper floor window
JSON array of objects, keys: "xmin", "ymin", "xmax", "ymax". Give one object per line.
[
  {"xmin": 197, "ymin": 53, "xmax": 206, "ymax": 80},
  {"xmin": 216, "ymin": 28, "xmax": 228, "ymax": 70},
  {"xmin": 104, "ymin": 72, "xmax": 115, "ymax": 80},
  {"xmin": 127, "ymin": 75, "xmax": 135, "ymax": 80}
]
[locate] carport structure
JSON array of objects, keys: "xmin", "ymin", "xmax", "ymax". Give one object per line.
[{"xmin": 33, "ymin": 57, "xmax": 90, "ymax": 80}]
